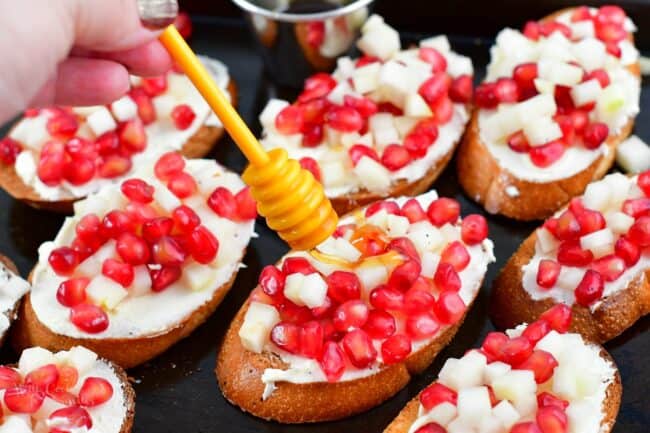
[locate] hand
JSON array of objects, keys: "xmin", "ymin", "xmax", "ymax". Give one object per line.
[{"xmin": 0, "ymin": 0, "xmax": 173, "ymax": 124}]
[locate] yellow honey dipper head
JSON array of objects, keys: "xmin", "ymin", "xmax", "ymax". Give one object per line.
[{"xmin": 243, "ymin": 148, "xmax": 339, "ymax": 250}]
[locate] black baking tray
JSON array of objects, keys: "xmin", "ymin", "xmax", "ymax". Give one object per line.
[{"xmin": 0, "ymin": 15, "xmax": 648, "ymax": 433}]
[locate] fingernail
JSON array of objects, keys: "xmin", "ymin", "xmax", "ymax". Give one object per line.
[{"xmin": 137, "ymin": 0, "xmax": 179, "ymax": 29}]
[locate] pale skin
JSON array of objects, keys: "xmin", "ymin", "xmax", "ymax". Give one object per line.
[{"xmin": 0, "ymin": 0, "xmax": 172, "ymax": 124}]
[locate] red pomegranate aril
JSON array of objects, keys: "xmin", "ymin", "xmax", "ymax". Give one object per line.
[
  {"xmin": 119, "ymin": 119, "xmax": 147, "ymax": 152},
  {"xmin": 557, "ymin": 240, "xmax": 593, "ymax": 267},
  {"xmin": 276, "ymin": 105, "xmax": 304, "ymax": 134},
  {"xmin": 591, "ymin": 255, "xmax": 625, "ymax": 282},
  {"xmin": 539, "ymin": 304, "xmax": 571, "ymax": 333},
  {"xmin": 282, "ymin": 257, "xmax": 316, "ymax": 276},
  {"xmin": 537, "ymin": 405, "xmax": 568, "ymax": 433},
  {"xmin": 440, "ymin": 241, "xmax": 470, "ymax": 272},
  {"xmin": 583, "ymin": 122, "xmax": 609, "ymax": 149},
  {"xmin": 56, "ymin": 277, "xmax": 89, "ymax": 307},
  {"xmin": 389, "ymin": 237, "xmax": 420, "ymax": 263},
  {"xmin": 401, "ymin": 198, "xmax": 427, "ymax": 223},
  {"xmin": 49, "ymin": 247, "xmax": 79, "ymax": 275},
  {"xmin": 167, "ymin": 171, "xmax": 197, "ymax": 198},
  {"xmin": 513, "ymin": 63, "xmax": 538, "ymax": 93},
  {"xmin": 597, "ymin": 5, "xmax": 626, "ymax": 25},
  {"xmin": 300, "ymin": 321, "xmax": 324, "ymax": 359},
  {"xmin": 449, "ymin": 74, "xmax": 473, "ymax": 103},
  {"xmin": 278, "ymin": 301, "xmax": 313, "ymax": 324},
  {"xmin": 0, "ymin": 367, "xmax": 21, "ymax": 390},
  {"xmin": 363, "ymin": 309, "xmax": 396, "ymax": 339},
  {"xmin": 419, "ymin": 47, "xmax": 447, "ymax": 72},
  {"xmin": 508, "ymin": 131, "xmax": 531, "ymax": 153},
  {"xmin": 554, "ymin": 85, "xmax": 573, "ymax": 111},
  {"xmin": 404, "ymin": 289, "xmax": 435, "ymax": 314},
  {"xmin": 638, "ymin": 170, "xmax": 650, "ymax": 197},
  {"xmin": 4, "ymin": 385, "xmax": 45, "ymax": 413},
  {"xmin": 584, "ymin": 69, "xmax": 610, "ymax": 88},
  {"xmin": 406, "ymin": 312, "xmax": 440, "ymax": 339},
  {"xmin": 47, "ymin": 113, "xmax": 79, "ymax": 138},
  {"xmin": 388, "ymin": 260, "xmax": 421, "ymax": 291},
  {"xmin": 37, "ymin": 151, "xmax": 65, "ymax": 186},
  {"xmin": 170, "ymin": 205, "xmax": 200, "ymax": 234},
  {"xmin": 319, "ymin": 341, "xmax": 345, "ymax": 382},
  {"xmin": 0, "ymin": 137, "xmax": 22, "ymax": 164},
  {"xmin": 577, "ymin": 209, "xmax": 606, "ymax": 236},
  {"xmin": 427, "ymin": 198, "xmax": 460, "ymax": 227},
  {"xmin": 622, "ymin": 198, "xmax": 650, "ymax": 218},
  {"xmin": 342, "ymin": 329, "xmax": 377, "ymax": 368},
  {"xmin": 299, "ymin": 73, "xmax": 336, "ymax": 103},
  {"xmin": 474, "ymin": 82, "xmax": 499, "ymax": 108},
  {"xmin": 271, "ymin": 322, "xmax": 301, "ymax": 354},
  {"xmin": 575, "ymin": 270, "xmax": 604, "ymax": 306},
  {"xmin": 152, "ymin": 236, "xmax": 187, "ymax": 266},
  {"xmin": 420, "ymin": 382, "xmax": 457, "ymax": 410},
  {"xmin": 141, "ymin": 75, "xmax": 168, "ymax": 96},
  {"xmin": 56, "ymin": 365, "xmax": 79, "ymax": 390},
  {"xmin": 517, "ymin": 350, "xmax": 558, "ymax": 384},
  {"xmin": 495, "ymin": 77, "xmax": 519, "ymax": 103},
  {"xmin": 70, "ymin": 303, "xmax": 109, "ymax": 333},
  {"xmin": 461, "ymin": 214, "xmax": 488, "ymax": 245},
  {"xmin": 96, "ymin": 131, "xmax": 120, "ymax": 156},
  {"xmin": 628, "ymin": 216, "xmax": 650, "ymax": 246},
  {"xmin": 25, "ymin": 364, "xmax": 59, "ymax": 391},
  {"xmin": 155, "ymin": 152, "xmax": 185, "ymax": 180},
  {"xmin": 344, "ymin": 95, "xmax": 378, "ymax": 118},
  {"xmin": 606, "ymin": 42, "xmax": 622, "ymax": 58},
  {"xmin": 538, "ymin": 392, "xmax": 569, "ymax": 410},
  {"xmin": 404, "ymin": 131, "xmax": 434, "ymax": 158},
  {"xmin": 326, "ymin": 271, "xmax": 361, "ymax": 303},
  {"xmin": 522, "ymin": 319, "xmax": 551, "ymax": 345},
  {"xmin": 555, "ymin": 115, "xmax": 575, "ymax": 144},
  {"xmin": 381, "ymin": 144, "xmax": 411, "ymax": 171},
  {"xmin": 208, "ymin": 187, "xmax": 238, "ymax": 219},
  {"xmin": 370, "ymin": 286, "xmax": 404, "ymax": 311},
  {"xmin": 115, "ymin": 232, "xmax": 150, "ymax": 265},
  {"xmin": 571, "ymin": 6, "xmax": 591, "ymax": 21},
  {"xmin": 78, "ymin": 377, "xmax": 113, "ymax": 407},
  {"xmin": 98, "ymin": 155, "xmax": 132, "ymax": 179},
  {"xmin": 348, "ymin": 144, "xmax": 379, "ymax": 165},
  {"xmin": 101, "ymin": 259, "xmax": 134, "ymax": 287},
  {"xmin": 615, "ymin": 236, "xmax": 641, "ymax": 266},
  {"xmin": 121, "ymin": 178, "xmax": 154, "ymax": 203},
  {"xmin": 299, "ymin": 156, "xmax": 321, "ymax": 182},
  {"xmin": 301, "ymin": 120, "xmax": 324, "ymax": 145},
  {"xmin": 150, "ymin": 266, "xmax": 182, "ymax": 291},
  {"xmin": 434, "ymin": 290, "xmax": 466, "ymax": 324},
  {"xmin": 129, "ymin": 88, "xmax": 156, "ymax": 124},
  {"xmin": 171, "ymin": 104, "xmax": 196, "ymax": 130},
  {"xmin": 259, "ymin": 265, "xmax": 285, "ymax": 300},
  {"xmin": 555, "ymin": 210, "xmax": 581, "ymax": 241},
  {"xmin": 530, "ymin": 140, "xmax": 565, "ymax": 168},
  {"xmin": 539, "ymin": 21, "xmax": 572, "ymax": 38},
  {"xmin": 366, "ymin": 200, "xmax": 400, "ymax": 217},
  {"xmin": 537, "ymin": 259, "xmax": 561, "ymax": 289},
  {"xmin": 433, "ymin": 262, "xmax": 461, "ymax": 292},
  {"xmin": 511, "ymin": 422, "xmax": 543, "ymax": 433},
  {"xmin": 326, "ymin": 106, "xmax": 363, "ymax": 132},
  {"xmin": 499, "ymin": 336, "xmax": 534, "ymax": 366},
  {"xmin": 381, "ymin": 334, "xmax": 412, "ymax": 364},
  {"xmin": 234, "ymin": 187, "xmax": 257, "ymax": 220},
  {"xmin": 49, "ymin": 406, "xmax": 93, "ymax": 433},
  {"xmin": 482, "ymin": 332, "xmax": 508, "ymax": 361},
  {"xmin": 188, "ymin": 226, "xmax": 219, "ymax": 264},
  {"xmin": 523, "ymin": 21, "xmax": 540, "ymax": 40},
  {"xmin": 596, "ymin": 21, "xmax": 627, "ymax": 43},
  {"xmin": 141, "ymin": 217, "xmax": 173, "ymax": 243},
  {"xmin": 569, "ymin": 110, "xmax": 589, "ymax": 134},
  {"xmin": 333, "ymin": 300, "xmax": 369, "ymax": 332},
  {"xmin": 419, "ymin": 74, "xmax": 451, "ymax": 105},
  {"xmin": 431, "ymin": 97, "xmax": 454, "ymax": 125}
]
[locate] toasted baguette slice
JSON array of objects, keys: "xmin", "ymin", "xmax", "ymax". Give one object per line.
[
  {"xmin": 457, "ymin": 7, "xmax": 640, "ymax": 221},
  {"xmin": 217, "ymin": 192, "xmax": 495, "ymax": 423},
  {"xmin": 491, "ymin": 172, "xmax": 650, "ymax": 342},
  {"xmin": 12, "ymin": 156, "xmax": 255, "ymax": 368},
  {"xmin": 0, "ymin": 254, "xmax": 30, "ymax": 346},
  {"xmin": 0, "ymin": 76, "xmax": 237, "ymax": 214},
  {"xmin": 384, "ymin": 306, "xmax": 621, "ymax": 433}
]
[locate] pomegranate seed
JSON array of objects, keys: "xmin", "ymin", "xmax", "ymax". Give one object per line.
[
  {"xmin": 481, "ymin": 332, "xmax": 508, "ymax": 361},
  {"xmin": 406, "ymin": 312, "xmax": 440, "ymax": 339},
  {"xmin": 461, "ymin": 214, "xmax": 488, "ymax": 245},
  {"xmin": 363, "ymin": 309, "xmax": 396, "ymax": 339},
  {"xmin": 141, "ymin": 217, "xmax": 173, "ymax": 243},
  {"xmin": 97, "ymin": 155, "xmax": 132, "ymax": 178},
  {"xmin": 570, "ymin": 110, "xmax": 589, "ymax": 133},
  {"xmin": 495, "ymin": 77, "xmax": 519, "ymax": 103},
  {"xmin": 56, "ymin": 365, "xmax": 79, "ymax": 390},
  {"xmin": 25, "ymin": 364, "xmax": 59, "ymax": 390},
  {"xmin": 235, "ymin": 187, "xmax": 257, "ymax": 220},
  {"xmin": 167, "ymin": 171, "xmax": 197, "ymax": 198},
  {"xmin": 571, "ymin": 6, "xmax": 592, "ymax": 21},
  {"xmin": 537, "ymin": 259, "xmax": 561, "ymax": 289},
  {"xmin": 78, "ymin": 377, "xmax": 113, "ymax": 407},
  {"xmin": 418, "ymin": 47, "xmax": 447, "ymax": 72},
  {"xmin": 404, "ymin": 131, "xmax": 434, "ymax": 158},
  {"xmin": 319, "ymin": 341, "xmax": 345, "ymax": 382},
  {"xmin": 47, "ymin": 113, "xmax": 79, "ymax": 138},
  {"xmin": 152, "ymin": 236, "xmax": 187, "ymax": 266},
  {"xmin": 171, "ymin": 104, "xmax": 196, "ymax": 130},
  {"xmin": 508, "ymin": 131, "xmax": 531, "ymax": 153},
  {"xmin": 0, "ymin": 137, "xmax": 22, "ymax": 164},
  {"xmin": 389, "ymin": 238, "xmax": 420, "ymax": 263},
  {"xmin": 499, "ymin": 336, "xmax": 534, "ymax": 366},
  {"xmin": 419, "ymin": 74, "xmax": 451, "ymax": 105},
  {"xmin": 301, "ymin": 123, "xmax": 323, "ymax": 147},
  {"xmin": 557, "ymin": 240, "xmax": 593, "ymax": 266},
  {"xmin": 434, "ymin": 290, "xmax": 466, "ymax": 324},
  {"xmin": 522, "ymin": 319, "xmax": 551, "ymax": 345},
  {"xmin": 282, "ymin": 257, "xmax": 316, "ymax": 275},
  {"xmin": 401, "ymin": 199, "xmax": 427, "ymax": 223},
  {"xmin": 70, "ymin": 303, "xmax": 109, "ymax": 333},
  {"xmin": 575, "ymin": 270, "xmax": 604, "ymax": 306},
  {"xmin": 404, "ymin": 288, "xmax": 435, "ymax": 314},
  {"xmin": 577, "ymin": 209, "xmax": 606, "ymax": 235},
  {"xmin": 49, "ymin": 247, "xmax": 79, "ymax": 275},
  {"xmin": 37, "ymin": 151, "xmax": 65, "ymax": 185},
  {"xmin": 381, "ymin": 144, "xmax": 411, "ymax": 171},
  {"xmin": 427, "ymin": 198, "xmax": 460, "ymax": 227},
  {"xmin": 553, "ymin": 85, "xmax": 573, "ymax": 111},
  {"xmin": 370, "ymin": 286, "xmax": 404, "ymax": 311},
  {"xmin": 606, "ymin": 42, "xmax": 622, "ymax": 58},
  {"xmin": 596, "ymin": 21, "xmax": 627, "ymax": 43},
  {"xmin": 259, "ymin": 265, "xmax": 285, "ymax": 301},
  {"xmin": 170, "ymin": 206, "xmax": 200, "ymax": 234},
  {"xmin": 637, "ymin": 170, "xmax": 650, "ymax": 196},
  {"xmin": 0, "ymin": 367, "xmax": 20, "ymax": 390},
  {"xmin": 523, "ymin": 21, "xmax": 541, "ymax": 40},
  {"xmin": 540, "ymin": 305, "xmax": 572, "ymax": 333},
  {"xmin": 299, "ymin": 156, "xmax": 321, "ymax": 182},
  {"xmin": 326, "ymin": 271, "xmax": 361, "ymax": 303},
  {"xmin": 348, "ymin": 144, "xmax": 379, "ymax": 165},
  {"xmin": 510, "ymin": 422, "xmax": 543, "ymax": 433},
  {"xmin": 517, "ymin": 350, "xmax": 558, "ymax": 383},
  {"xmin": 121, "ymin": 178, "xmax": 154, "ymax": 203},
  {"xmin": 119, "ymin": 119, "xmax": 147, "ymax": 153},
  {"xmin": 388, "ymin": 260, "xmax": 421, "ymax": 291},
  {"xmin": 342, "ymin": 329, "xmax": 377, "ymax": 368},
  {"xmin": 530, "ymin": 140, "xmax": 565, "ymax": 168},
  {"xmin": 188, "ymin": 226, "xmax": 219, "ymax": 264},
  {"xmin": 155, "ymin": 152, "xmax": 185, "ymax": 180},
  {"xmin": 275, "ymin": 105, "xmax": 304, "ymax": 134},
  {"xmin": 615, "ymin": 236, "xmax": 641, "ymax": 266},
  {"xmin": 554, "ymin": 210, "xmax": 581, "ymax": 241},
  {"xmin": 538, "ymin": 392, "xmax": 569, "ymax": 410},
  {"xmin": 207, "ymin": 187, "xmax": 238, "ymax": 220},
  {"xmin": 115, "ymin": 232, "xmax": 149, "ymax": 265},
  {"xmin": 540, "ymin": 21, "xmax": 572, "ymax": 38},
  {"xmin": 555, "ymin": 115, "xmax": 575, "ymax": 144},
  {"xmin": 141, "ymin": 76, "xmax": 168, "ymax": 97},
  {"xmin": 622, "ymin": 198, "xmax": 650, "ymax": 218},
  {"xmin": 95, "ymin": 131, "xmax": 120, "ymax": 156},
  {"xmin": 278, "ymin": 302, "xmax": 313, "ymax": 324},
  {"xmin": 344, "ymin": 95, "xmax": 378, "ymax": 118},
  {"xmin": 333, "ymin": 300, "xmax": 369, "ymax": 332},
  {"xmin": 440, "ymin": 241, "xmax": 470, "ymax": 272},
  {"xmin": 102, "ymin": 259, "xmax": 134, "ymax": 287},
  {"xmin": 449, "ymin": 74, "xmax": 473, "ymax": 103},
  {"xmin": 513, "ymin": 63, "xmax": 538, "ymax": 95},
  {"xmin": 326, "ymin": 106, "xmax": 363, "ymax": 132},
  {"xmin": 628, "ymin": 216, "xmax": 650, "ymax": 246},
  {"xmin": 4, "ymin": 385, "xmax": 45, "ymax": 413},
  {"xmin": 591, "ymin": 255, "xmax": 625, "ymax": 282},
  {"xmin": 597, "ymin": 5, "xmax": 627, "ymax": 25},
  {"xmin": 24, "ymin": 107, "xmax": 40, "ymax": 117},
  {"xmin": 474, "ymin": 82, "xmax": 499, "ymax": 108},
  {"xmin": 433, "ymin": 96, "xmax": 455, "ymax": 126},
  {"xmin": 583, "ymin": 123, "xmax": 609, "ymax": 149},
  {"xmin": 537, "ymin": 405, "xmax": 568, "ymax": 433},
  {"xmin": 381, "ymin": 334, "xmax": 412, "ymax": 364},
  {"xmin": 366, "ymin": 200, "xmax": 400, "ymax": 217},
  {"xmin": 129, "ymin": 88, "xmax": 156, "ymax": 124},
  {"xmin": 150, "ymin": 266, "xmax": 182, "ymax": 291},
  {"xmin": 584, "ymin": 69, "xmax": 610, "ymax": 88},
  {"xmin": 433, "ymin": 263, "xmax": 461, "ymax": 292},
  {"xmin": 420, "ymin": 382, "xmax": 457, "ymax": 410},
  {"xmin": 49, "ymin": 406, "xmax": 93, "ymax": 433},
  {"xmin": 271, "ymin": 322, "xmax": 301, "ymax": 354},
  {"xmin": 299, "ymin": 73, "xmax": 337, "ymax": 103},
  {"xmin": 56, "ymin": 278, "xmax": 89, "ymax": 307},
  {"xmin": 48, "ymin": 390, "xmax": 78, "ymax": 408},
  {"xmin": 300, "ymin": 321, "xmax": 324, "ymax": 359}
]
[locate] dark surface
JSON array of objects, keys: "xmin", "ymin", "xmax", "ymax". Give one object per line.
[{"xmin": 0, "ymin": 15, "xmax": 649, "ymax": 433}]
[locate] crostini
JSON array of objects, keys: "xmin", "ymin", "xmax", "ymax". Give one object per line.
[
  {"xmin": 12, "ymin": 152, "xmax": 256, "ymax": 368},
  {"xmin": 0, "ymin": 56, "xmax": 235, "ymax": 213},
  {"xmin": 457, "ymin": 6, "xmax": 640, "ymax": 220},
  {"xmin": 491, "ymin": 171, "xmax": 650, "ymax": 342},
  {"xmin": 0, "ymin": 255, "xmax": 30, "ymax": 345},
  {"xmin": 217, "ymin": 191, "xmax": 495, "ymax": 422},
  {"xmin": 0, "ymin": 346, "xmax": 134, "ymax": 433},
  {"xmin": 384, "ymin": 305, "xmax": 621, "ymax": 433},
  {"xmin": 257, "ymin": 15, "xmax": 474, "ymax": 215}
]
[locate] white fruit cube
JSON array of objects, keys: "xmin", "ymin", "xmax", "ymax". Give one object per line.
[
  {"xmin": 535, "ymin": 330, "xmax": 565, "ymax": 360},
  {"xmin": 446, "ymin": 417, "xmax": 475, "ymax": 433},
  {"xmin": 0, "ymin": 417, "xmax": 32, "ymax": 433},
  {"xmin": 334, "ymin": 237, "xmax": 362, "ymax": 262},
  {"xmin": 556, "ymin": 267, "xmax": 585, "ymax": 293},
  {"xmin": 420, "ymin": 252, "xmax": 440, "ymax": 278},
  {"xmin": 86, "ymin": 107, "xmax": 117, "ymax": 136},
  {"xmin": 370, "ymin": 113, "xmax": 399, "ymax": 148},
  {"xmin": 572, "ymin": 38, "xmax": 607, "ymax": 71},
  {"xmin": 617, "ymin": 135, "xmax": 650, "ymax": 174},
  {"xmin": 152, "ymin": 94, "xmax": 176, "ymax": 119},
  {"xmin": 386, "ymin": 215, "xmax": 410, "ymax": 237},
  {"xmin": 14, "ymin": 151, "xmax": 36, "ymax": 184},
  {"xmin": 457, "ymin": 386, "xmax": 492, "ymax": 426},
  {"xmin": 71, "ymin": 106, "xmax": 104, "ymax": 117},
  {"xmin": 420, "ymin": 35, "xmax": 451, "ymax": 53},
  {"xmin": 110, "ymin": 96, "xmax": 138, "ymax": 121},
  {"xmin": 580, "ymin": 228, "xmax": 614, "ymax": 258},
  {"xmin": 572, "ymin": 20, "xmax": 595, "ymax": 39},
  {"xmin": 523, "ymin": 117, "xmax": 563, "ymax": 146},
  {"xmin": 439, "ymin": 223, "xmax": 461, "ymax": 243},
  {"xmin": 394, "ymin": 116, "xmax": 419, "ymax": 137},
  {"xmin": 536, "ymin": 227, "xmax": 560, "ymax": 254},
  {"xmin": 424, "ymin": 402, "xmax": 457, "ymax": 427},
  {"xmin": 512, "ymin": 393, "xmax": 537, "ymax": 419},
  {"xmin": 516, "ymin": 94, "xmax": 557, "ymax": 119},
  {"xmin": 571, "ymin": 79, "xmax": 602, "ymax": 107},
  {"xmin": 355, "ymin": 264, "xmax": 388, "ymax": 292},
  {"xmin": 183, "ymin": 263, "xmax": 216, "ymax": 291},
  {"xmin": 492, "ymin": 400, "xmax": 521, "ymax": 429},
  {"xmin": 478, "ymin": 415, "xmax": 503, "ymax": 433},
  {"xmin": 74, "ymin": 255, "xmax": 102, "ymax": 277},
  {"xmin": 491, "ymin": 370, "xmax": 536, "ymax": 404},
  {"xmin": 603, "ymin": 173, "xmax": 631, "ymax": 209},
  {"xmin": 596, "ymin": 84, "xmax": 626, "ymax": 121},
  {"xmin": 34, "ymin": 397, "xmax": 66, "ymax": 420},
  {"xmin": 283, "ymin": 273, "xmax": 306, "ymax": 305},
  {"xmin": 582, "ymin": 181, "xmax": 612, "ymax": 212},
  {"xmin": 407, "ymin": 221, "xmax": 445, "ymax": 253},
  {"xmin": 9, "ymin": 116, "xmax": 50, "ymax": 150},
  {"xmin": 366, "ymin": 209, "xmax": 389, "ymax": 230},
  {"xmin": 352, "ymin": 62, "xmax": 381, "ymax": 94},
  {"xmin": 484, "ymin": 361, "xmax": 511, "ymax": 384},
  {"xmin": 298, "ymin": 273, "xmax": 329, "ymax": 308},
  {"xmin": 239, "ymin": 302, "xmax": 281, "ymax": 353},
  {"xmin": 357, "ymin": 16, "xmax": 401, "ymax": 60},
  {"xmin": 538, "ymin": 60, "xmax": 583, "ymax": 86},
  {"xmin": 335, "ymin": 56, "xmax": 355, "ymax": 80},
  {"xmin": 353, "ymin": 156, "xmax": 392, "ymax": 193},
  {"xmin": 18, "ymin": 347, "xmax": 55, "ymax": 375},
  {"xmin": 340, "ymin": 132, "xmax": 362, "ymax": 148},
  {"xmin": 439, "ymin": 351, "xmax": 487, "ymax": 390},
  {"xmin": 130, "ymin": 265, "xmax": 152, "ymax": 296},
  {"xmin": 552, "ymin": 363, "xmax": 579, "ymax": 400},
  {"xmin": 327, "ymin": 80, "xmax": 356, "ymax": 106},
  {"xmin": 65, "ymin": 346, "xmax": 98, "ymax": 375},
  {"xmin": 534, "ymin": 78, "xmax": 555, "ymax": 95},
  {"xmin": 357, "ymin": 132, "xmax": 374, "ymax": 147},
  {"xmin": 86, "ymin": 275, "xmax": 129, "ymax": 310},
  {"xmin": 153, "ymin": 181, "xmax": 182, "ymax": 213},
  {"xmin": 378, "ymin": 61, "xmax": 410, "ymax": 107},
  {"xmin": 607, "ymin": 211, "xmax": 635, "ymax": 235},
  {"xmin": 259, "ymin": 99, "xmax": 289, "ymax": 130},
  {"xmin": 495, "ymin": 105, "xmax": 526, "ymax": 138},
  {"xmin": 321, "ymin": 161, "xmax": 347, "ymax": 188},
  {"xmin": 404, "ymin": 93, "xmax": 433, "ymax": 117}
]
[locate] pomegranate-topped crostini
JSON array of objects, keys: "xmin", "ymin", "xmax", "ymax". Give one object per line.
[
  {"xmin": 217, "ymin": 191, "xmax": 495, "ymax": 423},
  {"xmin": 0, "ymin": 346, "xmax": 134, "ymax": 433},
  {"xmin": 258, "ymin": 15, "xmax": 474, "ymax": 214},
  {"xmin": 13, "ymin": 153, "xmax": 256, "ymax": 368},
  {"xmin": 0, "ymin": 56, "xmax": 234, "ymax": 212},
  {"xmin": 457, "ymin": 6, "xmax": 640, "ymax": 221},
  {"xmin": 492, "ymin": 171, "xmax": 650, "ymax": 342},
  {"xmin": 0, "ymin": 256, "xmax": 30, "ymax": 344},
  {"xmin": 384, "ymin": 305, "xmax": 621, "ymax": 433}
]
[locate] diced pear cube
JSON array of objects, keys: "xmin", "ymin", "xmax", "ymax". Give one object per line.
[
  {"xmin": 367, "ymin": 209, "xmax": 389, "ymax": 230},
  {"xmin": 378, "ymin": 61, "xmax": 410, "ymax": 107},
  {"xmin": 9, "ymin": 116, "xmax": 50, "ymax": 150},
  {"xmin": 352, "ymin": 62, "xmax": 381, "ymax": 94},
  {"xmin": 420, "ymin": 252, "xmax": 440, "ymax": 278},
  {"xmin": 446, "ymin": 417, "xmax": 475, "ymax": 433},
  {"xmin": 516, "ymin": 94, "xmax": 556, "ymax": 119},
  {"xmin": 571, "ymin": 20, "xmax": 595, "ymax": 39},
  {"xmin": 86, "ymin": 275, "xmax": 129, "ymax": 310},
  {"xmin": 334, "ymin": 238, "xmax": 362, "ymax": 262},
  {"xmin": 571, "ymin": 79, "xmax": 602, "ymax": 107},
  {"xmin": 491, "ymin": 369, "xmax": 536, "ymax": 404},
  {"xmin": 386, "ymin": 214, "xmax": 410, "ymax": 237},
  {"xmin": 552, "ymin": 363, "xmax": 579, "ymax": 400},
  {"xmin": 607, "ymin": 211, "xmax": 634, "ymax": 235},
  {"xmin": 353, "ymin": 156, "xmax": 392, "ymax": 193},
  {"xmin": 596, "ymin": 84, "xmax": 626, "ymax": 122},
  {"xmin": 340, "ymin": 132, "xmax": 361, "ymax": 148},
  {"xmin": 484, "ymin": 361, "xmax": 511, "ymax": 384},
  {"xmin": 327, "ymin": 80, "xmax": 356, "ymax": 105},
  {"xmin": 427, "ymin": 402, "xmax": 457, "ymax": 427},
  {"xmin": 335, "ymin": 56, "xmax": 355, "ymax": 80},
  {"xmin": 369, "ymin": 113, "xmax": 399, "ymax": 148},
  {"xmin": 86, "ymin": 107, "xmax": 117, "ymax": 136},
  {"xmin": 153, "ymin": 182, "xmax": 182, "ymax": 213},
  {"xmin": 130, "ymin": 265, "xmax": 152, "ymax": 296},
  {"xmin": 283, "ymin": 273, "xmax": 305, "ymax": 305},
  {"xmin": 355, "ymin": 264, "xmax": 388, "ymax": 292},
  {"xmin": 259, "ymin": 99, "xmax": 289, "ymax": 130},
  {"xmin": 579, "ymin": 228, "xmax": 614, "ymax": 258},
  {"xmin": 183, "ymin": 263, "xmax": 217, "ymax": 291},
  {"xmin": 534, "ymin": 78, "xmax": 555, "ymax": 95},
  {"xmin": 19, "ymin": 347, "xmax": 55, "ymax": 375},
  {"xmin": 492, "ymin": 400, "xmax": 520, "ymax": 429},
  {"xmin": 439, "ymin": 223, "xmax": 461, "ymax": 243},
  {"xmin": 535, "ymin": 227, "xmax": 560, "ymax": 254},
  {"xmin": 604, "ymin": 173, "xmax": 631, "ymax": 209},
  {"xmin": 439, "ymin": 351, "xmax": 487, "ymax": 390},
  {"xmin": 419, "ymin": 35, "xmax": 451, "ymax": 53},
  {"xmin": 321, "ymin": 160, "xmax": 347, "ymax": 188},
  {"xmin": 298, "ymin": 273, "xmax": 328, "ymax": 308},
  {"xmin": 556, "ymin": 267, "xmax": 584, "ymax": 293},
  {"xmin": 538, "ymin": 60, "xmax": 583, "ymax": 86},
  {"xmin": 394, "ymin": 116, "xmax": 419, "ymax": 137},
  {"xmin": 110, "ymin": 96, "xmax": 138, "ymax": 121},
  {"xmin": 404, "ymin": 93, "xmax": 433, "ymax": 117},
  {"xmin": 535, "ymin": 330, "xmax": 565, "ymax": 360},
  {"xmin": 582, "ymin": 181, "xmax": 611, "ymax": 212},
  {"xmin": 523, "ymin": 117, "xmax": 563, "ymax": 146},
  {"xmin": 239, "ymin": 302, "xmax": 280, "ymax": 353},
  {"xmin": 407, "ymin": 221, "xmax": 445, "ymax": 253},
  {"xmin": 14, "ymin": 151, "xmax": 36, "ymax": 184},
  {"xmin": 617, "ymin": 135, "xmax": 650, "ymax": 174},
  {"xmin": 457, "ymin": 386, "xmax": 492, "ymax": 426},
  {"xmin": 357, "ymin": 17, "xmax": 401, "ymax": 61},
  {"xmin": 572, "ymin": 38, "xmax": 607, "ymax": 71},
  {"xmin": 152, "ymin": 94, "xmax": 176, "ymax": 119},
  {"xmin": 75, "ymin": 255, "xmax": 102, "ymax": 278}
]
